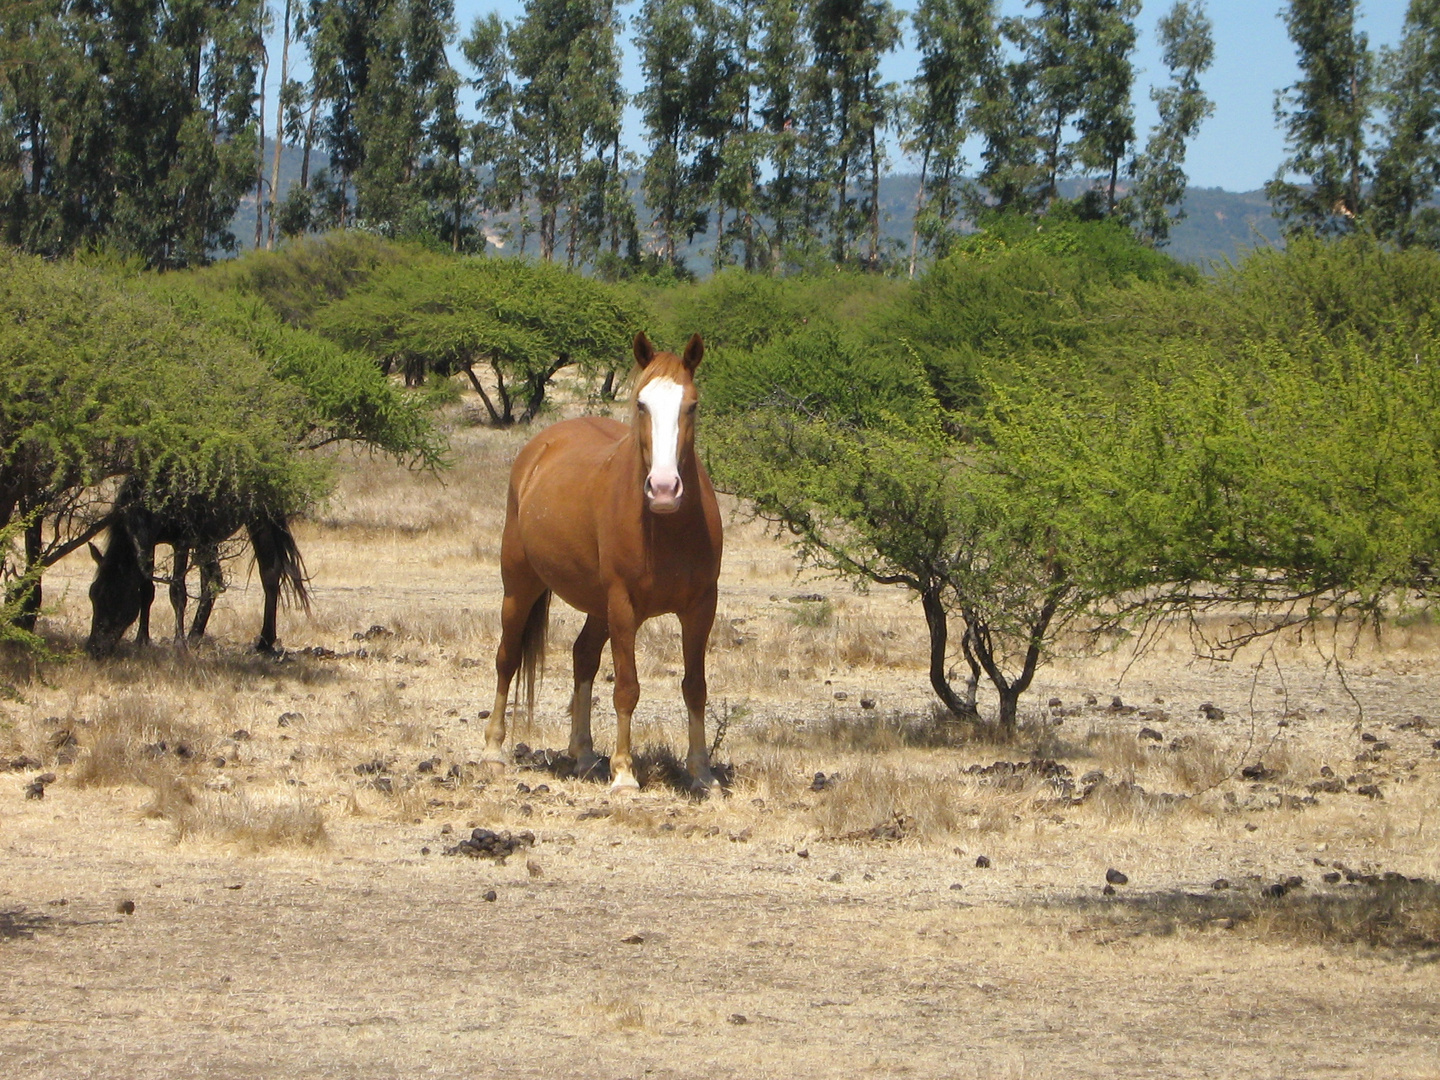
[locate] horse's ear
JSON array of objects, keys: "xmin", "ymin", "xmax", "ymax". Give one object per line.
[
  {"xmin": 633, "ymin": 332, "xmax": 656, "ymax": 369},
  {"xmin": 682, "ymin": 333, "xmax": 704, "ymax": 372},
  {"xmin": 88, "ymin": 542, "xmax": 103, "ymax": 565}
]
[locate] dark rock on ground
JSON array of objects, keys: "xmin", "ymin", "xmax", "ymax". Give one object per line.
[{"xmin": 1105, "ymin": 868, "xmax": 1129, "ymax": 886}]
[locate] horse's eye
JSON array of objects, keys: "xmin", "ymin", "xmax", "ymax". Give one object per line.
[
  {"xmin": 687, "ymin": 403, "xmax": 697, "ymax": 414},
  {"xmin": 637, "ymin": 402, "xmax": 648, "ymax": 413}
]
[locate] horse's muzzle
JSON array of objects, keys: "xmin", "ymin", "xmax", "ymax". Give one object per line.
[{"xmin": 645, "ymin": 471, "xmax": 684, "ymax": 514}]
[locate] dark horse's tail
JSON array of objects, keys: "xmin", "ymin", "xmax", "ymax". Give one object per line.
[
  {"xmin": 263, "ymin": 515, "xmax": 311, "ymax": 614},
  {"xmin": 520, "ymin": 590, "xmax": 550, "ymax": 721}
]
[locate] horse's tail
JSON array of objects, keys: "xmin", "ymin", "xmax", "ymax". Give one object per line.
[
  {"xmin": 520, "ymin": 590, "xmax": 551, "ymax": 722},
  {"xmin": 268, "ymin": 516, "xmax": 311, "ymax": 614}
]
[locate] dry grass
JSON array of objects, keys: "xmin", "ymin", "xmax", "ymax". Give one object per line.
[{"xmin": 148, "ymin": 783, "xmax": 329, "ymax": 849}]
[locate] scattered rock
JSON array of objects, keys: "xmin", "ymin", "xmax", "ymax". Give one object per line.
[
  {"xmin": 1212, "ymin": 878, "xmax": 1230, "ymax": 890},
  {"xmin": 1102, "ymin": 884, "xmax": 1116, "ymax": 896},
  {"xmin": 810, "ymin": 772, "xmax": 835, "ymax": 792},
  {"xmin": 1355, "ymin": 783, "xmax": 1383, "ymax": 799},
  {"xmin": 796, "ymin": 849, "xmax": 809, "ymax": 859},
  {"xmin": 23, "ymin": 779, "xmax": 46, "ymax": 799},
  {"xmin": 1079, "ymin": 769, "xmax": 1106, "ymax": 786},
  {"xmin": 1047, "ymin": 697, "xmax": 1063, "ymax": 709},
  {"xmin": 975, "ymin": 855, "xmax": 991, "ymax": 869},
  {"xmin": 1105, "ymin": 868, "xmax": 1129, "ymax": 886},
  {"xmin": 1321, "ymin": 871, "xmax": 1342, "ymax": 884},
  {"xmin": 728, "ymin": 1014, "xmax": 748, "ymax": 1025},
  {"xmin": 116, "ymin": 899, "xmax": 135, "ymax": 915},
  {"xmin": 516, "ymin": 782, "xmax": 531, "ymax": 794},
  {"xmin": 483, "ymin": 890, "xmax": 497, "ymax": 903},
  {"xmin": 833, "ymin": 691, "xmax": 848, "ymax": 701},
  {"xmin": 1199, "ymin": 702, "xmax": 1225, "ymax": 721},
  {"xmin": 1084, "ymin": 694, "xmax": 1098, "ymax": 706},
  {"xmin": 621, "ymin": 934, "xmax": 645, "ymax": 945},
  {"xmin": 827, "ymin": 872, "xmax": 843, "ymax": 883},
  {"xmin": 1137, "ymin": 727, "xmax": 1163, "ymax": 742},
  {"xmin": 1361, "ymin": 732, "xmax": 1378, "ymax": 743},
  {"xmin": 358, "ymin": 624, "xmax": 393, "ymax": 640},
  {"xmin": 859, "ymin": 698, "xmax": 876, "ymax": 710},
  {"xmin": 277, "ymin": 712, "xmax": 302, "ymax": 727},
  {"xmin": 1307, "ymin": 778, "xmax": 1346, "ymax": 794},
  {"xmin": 421, "ymin": 847, "xmax": 431, "ymax": 855},
  {"xmin": 7, "ymin": 754, "xmax": 41, "ymax": 771},
  {"xmin": 444, "ymin": 828, "xmax": 536, "ymax": 860},
  {"xmin": 526, "ymin": 859, "xmax": 542, "ymax": 878},
  {"xmin": 1240, "ymin": 762, "xmax": 1275, "ymax": 781},
  {"xmin": 949, "ymin": 883, "xmax": 963, "ymax": 891}
]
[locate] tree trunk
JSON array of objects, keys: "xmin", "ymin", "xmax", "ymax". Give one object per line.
[
  {"xmin": 909, "ymin": 148, "xmax": 930, "ymax": 279},
  {"xmin": 921, "ymin": 586, "xmax": 978, "ymax": 720},
  {"xmin": 255, "ymin": 46, "xmax": 268, "ymax": 249},
  {"xmin": 461, "ymin": 361, "xmax": 504, "ymax": 425},
  {"xmin": 267, "ymin": 0, "xmax": 291, "ymax": 250}
]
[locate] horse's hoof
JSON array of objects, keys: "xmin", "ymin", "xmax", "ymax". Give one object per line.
[
  {"xmin": 573, "ymin": 752, "xmax": 602, "ymax": 780},
  {"xmin": 609, "ymin": 775, "xmax": 640, "ymax": 796},
  {"xmin": 479, "ymin": 754, "xmax": 506, "ymax": 780},
  {"xmin": 689, "ymin": 773, "xmax": 723, "ymax": 799}
]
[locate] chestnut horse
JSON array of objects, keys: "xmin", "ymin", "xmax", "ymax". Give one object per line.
[{"xmin": 482, "ymin": 333, "xmax": 723, "ymax": 793}]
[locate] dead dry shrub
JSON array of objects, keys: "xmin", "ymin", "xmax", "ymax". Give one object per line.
[
  {"xmin": 1160, "ymin": 734, "xmax": 1232, "ymax": 791},
  {"xmin": 1071, "ymin": 879, "xmax": 1440, "ymax": 954},
  {"xmin": 71, "ymin": 693, "xmax": 210, "ymax": 789},
  {"xmin": 765, "ymin": 708, "xmax": 968, "ymax": 754},
  {"xmin": 586, "ymin": 993, "xmax": 650, "ymax": 1032},
  {"xmin": 810, "ymin": 762, "xmax": 959, "ymax": 842},
  {"xmin": 166, "ymin": 790, "xmax": 329, "ymax": 849},
  {"xmin": 1255, "ymin": 879, "xmax": 1440, "ymax": 950}
]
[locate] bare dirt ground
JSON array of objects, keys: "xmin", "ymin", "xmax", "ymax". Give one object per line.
[{"xmin": 3, "ymin": 414, "xmax": 1439, "ymax": 1079}]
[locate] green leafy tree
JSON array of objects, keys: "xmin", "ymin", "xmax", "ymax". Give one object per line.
[
  {"xmin": 1267, "ymin": 0, "xmax": 1374, "ymax": 236},
  {"xmin": 310, "ymin": 258, "xmax": 644, "ymax": 424},
  {"xmin": 1131, "ymin": 0, "xmax": 1215, "ymax": 246},
  {"xmin": 753, "ymin": 0, "xmax": 811, "ymax": 270},
  {"xmin": 904, "ymin": 0, "xmax": 1000, "ymax": 272},
  {"xmin": 806, "ymin": 0, "xmax": 902, "ymax": 267},
  {"xmin": 1370, "ymin": 0, "xmax": 1440, "ymax": 249},
  {"xmin": 0, "ymin": 0, "xmax": 264, "ymax": 266},
  {"xmin": 1073, "ymin": 0, "xmax": 1140, "ymax": 214},
  {"xmin": 507, "ymin": 0, "xmax": 624, "ymax": 263}
]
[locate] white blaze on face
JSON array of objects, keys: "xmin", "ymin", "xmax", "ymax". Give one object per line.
[{"xmin": 638, "ymin": 376, "xmax": 686, "ymax": 512}]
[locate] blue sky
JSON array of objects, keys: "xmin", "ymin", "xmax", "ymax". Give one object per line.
[{"xmin": 271, "ymin": 1, "xmax": 1409, "ymax": 194}]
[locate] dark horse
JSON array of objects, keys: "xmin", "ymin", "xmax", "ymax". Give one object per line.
[
  {"xmin": 482, "ymin": 333, "xmax": 723, "ymax": 793},
  {"xmin": 86, "ymin": 478, "xmax": 309, "ymax": 657}
]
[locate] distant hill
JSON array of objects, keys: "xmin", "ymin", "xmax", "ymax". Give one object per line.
[{"xmin": 231, "ymin": 141, "xmax": 1283, "ymax": 271}]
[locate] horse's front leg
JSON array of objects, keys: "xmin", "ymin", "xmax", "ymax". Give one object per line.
[
  {"xmin": 135, "ymin": 544, "xmax": 157, "ymax": 647},
  {"xmin": 169, "ymin": 545, "xmax": 190, "ymax": 648},
  {"xmin": 680, "ymin": 587, "xmax": 720, "ymax": 793},
  {"xmin": 189, "ymin": 544, "xmax": 221, "ymax": 641},
  {"xmin": 569, "ymin": 614, "xmax": 609, "ymax": 779},
  {"xmin": 607, "ymin": 591, "xmax": 641, "ymax": 794}
]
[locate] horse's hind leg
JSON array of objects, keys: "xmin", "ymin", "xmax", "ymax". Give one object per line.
[
  {"xmin": 188, "ymin": 545, "xmax": 222, "ymax": 642},
  {"xmin": 568, "ymin": 614, "xmax": 609, "ymax": 778},
  {"xmin": 252, "ymin": 533, "xmax": 283, "ymax": 654},
  {"xmin": 169, "ymin": 545, "xmax": 190, "ymax": 648},
  {"xmin": 680, "ymin": 587, "xmax": 720, "ymax": 793},
  {"xmin": 482, "ymin": 573, "xmax": 547, "ymax": 767}
]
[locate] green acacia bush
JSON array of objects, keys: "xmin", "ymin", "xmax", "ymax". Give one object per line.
[
  {"xmin": 311, "ymin": 256, "xmax": 646, "ymax": 424},
  {"xmin": 0, "ymin": 249, "xmax": 326, "ymax": 630},
  {"xmin": 705, "ymin": 229, "xmax": 1440, "ymax": 727}
]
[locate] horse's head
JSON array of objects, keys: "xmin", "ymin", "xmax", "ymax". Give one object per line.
[
  {"xmin": 632, "ymin": 332, "xmax": 703, "ymax": 515},
  {"xmin": 85, "ymin": 536, "xmax": 147, "ymax": 658}
]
